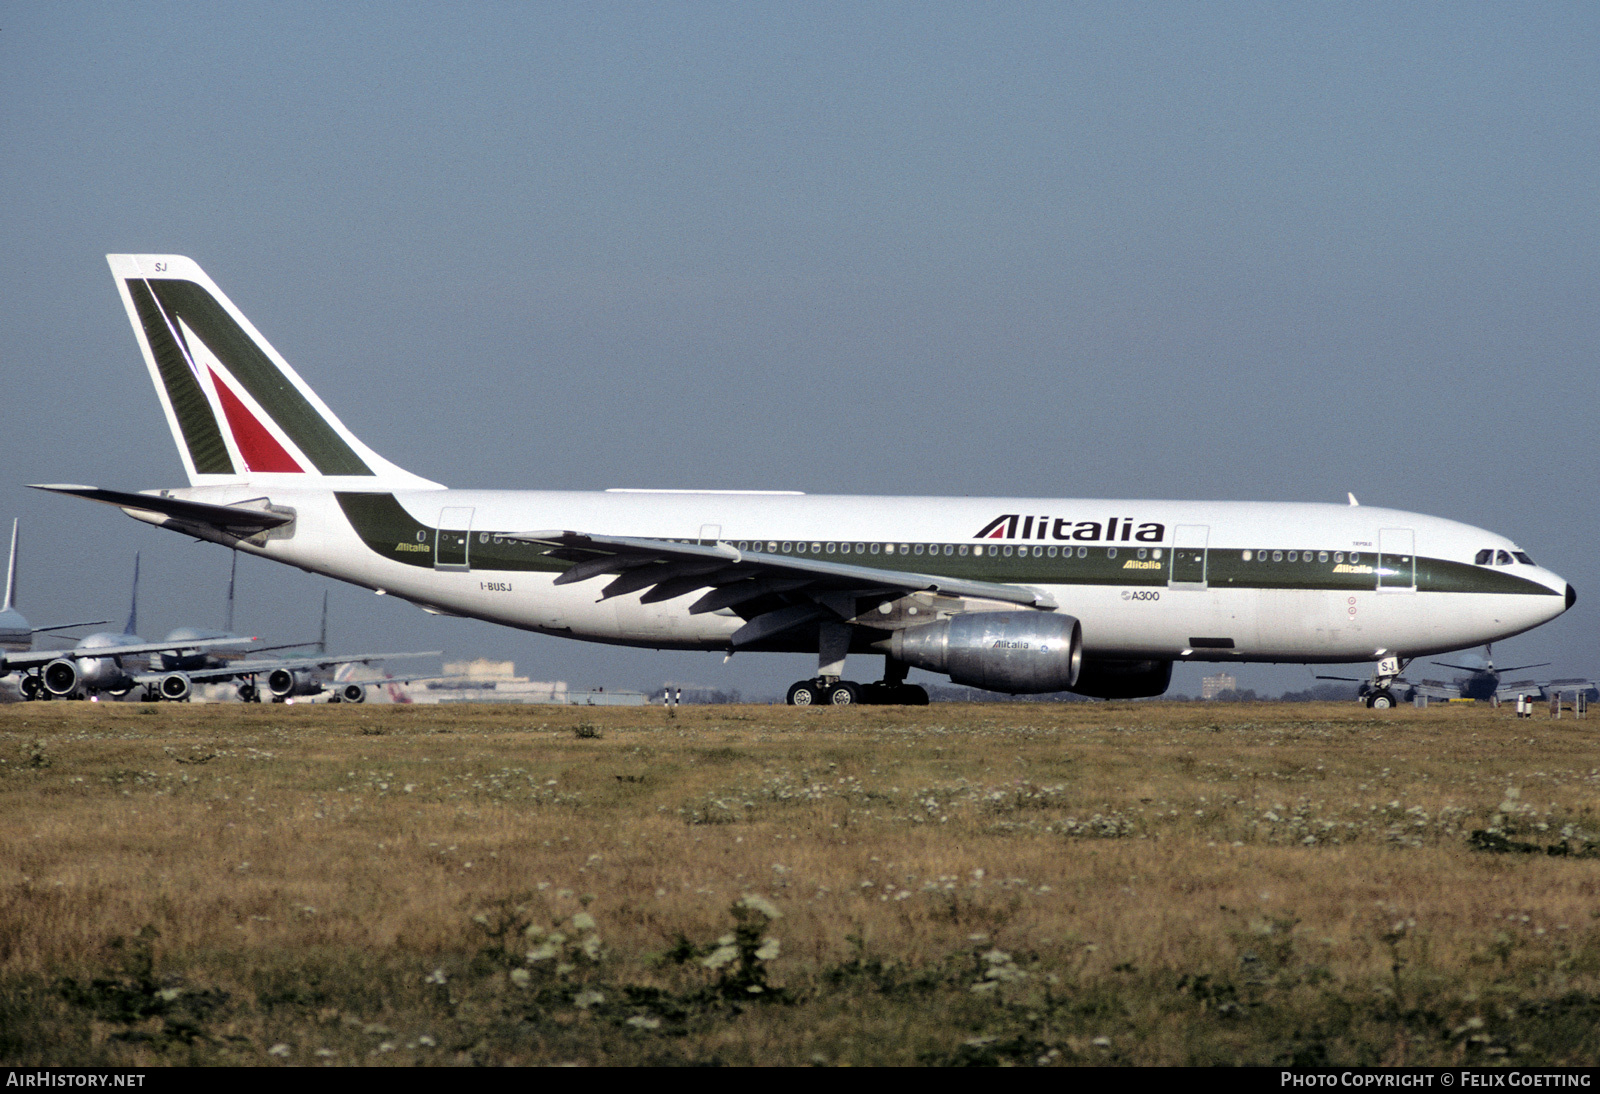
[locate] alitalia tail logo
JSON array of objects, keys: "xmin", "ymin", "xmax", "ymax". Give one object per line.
[{"xmin": 975, "ymin": 514, "xmax": 1166, "ymax": 543}]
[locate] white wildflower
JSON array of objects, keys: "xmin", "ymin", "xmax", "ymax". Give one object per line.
[
  {"xmin": 701, "ymin": 944, "xmax": 740, "ymax": 970},
  {"xmin": 755, "ymin": 937, "xmax": 781, "ymax": 961},
  {"xmin": 738, "ymin": 894, "xmax": 782, "ymax": 920}
]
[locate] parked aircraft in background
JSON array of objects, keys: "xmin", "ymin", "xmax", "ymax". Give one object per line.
[
  {"xmin": 0, "ymin": 520, "xmax": 109, "ymax": 650},
  {"xmin": 2, "ymin": 553, "xmax": 256, "ymax": 700},
  {"xmin": 196, "ymin": 588, "xmax": 440, "ymax": 703},
  {"xmin": 1320, "ymin": 643, "xmax": 1597, "ymax": 706},
  {"xmin": 145, "ymin": 554, "xmax": 440, "ymax": 702},
  {"xmin": 33, "ymin": 255, "xmax": 1578, "ymax": 707}
]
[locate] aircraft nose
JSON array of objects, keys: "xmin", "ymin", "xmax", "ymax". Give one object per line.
[{"xmin": 1567, "ymin": 584, "xmax": 1577, "ymax": 612}]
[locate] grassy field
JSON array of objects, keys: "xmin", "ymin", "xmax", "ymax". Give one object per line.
[{"xmin": 1, "ymin": 698, "xmax": 1597, "ymax": 1066}]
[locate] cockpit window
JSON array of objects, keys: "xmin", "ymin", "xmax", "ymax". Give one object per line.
[
  {"xmin": 1513, "ymin": 551, "xmax": 1534, "ymax": 565},
  {"xmin": 1496, "ymin": 550, "xmax": 1513, "ymax": 566},
  {"xmin": 1475, "ymin": 549, "xmax": 1493, "ymax": 565}
]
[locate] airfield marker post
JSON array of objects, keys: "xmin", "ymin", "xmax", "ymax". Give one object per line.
[
  {"xmin": 1551, "ymin": 693, "xmax": 1561, "ymax": 718},
  {"xmin": 1577, "ymin": 691, "xmax": 1588, "ymax": 718}
]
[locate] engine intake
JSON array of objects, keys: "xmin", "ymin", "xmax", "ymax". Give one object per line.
[
  {"xmin": 43, "ymin": 658, "xmax": 80, "ymax": 697},
  {"xmin": 268, "ymin": 668, "xmax": 322, "ymax": 699},
  {"xmin": 158, "ymin": 672, "xmax": 192, "ymax": 702},
  {"xmin": 888, "ymin": 611, "xmax": 1082, "ymax": 694}
]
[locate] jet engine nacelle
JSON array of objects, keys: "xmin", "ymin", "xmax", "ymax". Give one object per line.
[
  {"xmin": 158, "ymin": 672, "xmax": 192, "ymax": 702},
  {"xmin": 888, "ymin": 611, "xmax": 1083, "ymax": 694},
  {"xmin": 42, "ymin": 658, "xmax": 80, "ymax": 697},
  {"xmin": 267, "ymin": 668, "xmax": 323, "ymax": 699},
  {"xmin": 335, "ymin": 683, "xmax": 366, "ymax": 704},
  {"xmin": 1070, "ymin": 658, "xmax": 1173, "ymax": 700}
]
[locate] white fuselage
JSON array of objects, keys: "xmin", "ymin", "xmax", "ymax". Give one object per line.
[{"xmin": 148, "ymin": 486, "xmax": 1572, "ymax": 666}]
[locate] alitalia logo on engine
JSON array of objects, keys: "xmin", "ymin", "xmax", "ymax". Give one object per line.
[{"xmin": 975, "ymin": 514, "xmax": 1166, "ymax": 543}]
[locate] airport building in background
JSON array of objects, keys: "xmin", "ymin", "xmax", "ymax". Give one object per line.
[{"xmin": 1201, "ymin": 672, "xmax": 1238, "ymax": 700}]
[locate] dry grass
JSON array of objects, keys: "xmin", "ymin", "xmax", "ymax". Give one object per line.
[{"xmin": 2, "ymin": 699, "xmax": 1598, "ymax": 1066}]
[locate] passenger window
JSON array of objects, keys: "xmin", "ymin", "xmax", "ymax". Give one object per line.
[
  {"xmin": 1350, "ymin": 552, "xmax": 1360, "ymax": 564},
  {"xmin": 1243, "ymin": 550, "xmax": 1252, "ymax": 561},
  {"xmin": 857, "ymin": 543, "xmax": 867, "ymax": 554},
  {"xmin": 1318, "ymin": 551, "xmax": 1329, "ymax": 563},
  {"xmin": 738, "ymin": 541, "xmax": 748, "ymax": 550},
  {"xmin": 826, "ymin": 543, "xmax": 836, "ymax": 554},
  {"xmin": 913, "ymin": 544, "xmax": 923, "ymax": 555},
  {"xmin": 943, "ymin": 545, "xmax": 953, "ymax": 556},
  {"xmin": 1272, "ymin": 551, "xmax": 1283, "ymax": 562},
  {"xmin": 781, "ymin": 542, "xmax": 791, "ymax": 553},
  {"xmin": 767, "ymin": 542, "xmax": 778, "ymax": 552},
  {"xmin": 1152, "ymin": 548, "xmax": 1162, "ymax": 560},
  {"xmin": 870, "ymin": 543, "xmax": 880, "ymax": 554},
  {"xmin": 959, "ymin": 545, "xmax": 969, "ymax": 557},
  {"xmin": 1334, "ymin": 552, "xmax": 1344, "ymax": 563},
  {"xmin": 1077, "ymin": 546, "xmax": 1088, "ymax": 558},
  {"xmin": 1287, "ymin": 551, "xmax": 1297, "ymax": 562},
  {"xmin": 1107, "ymin": 547, "xmax": 1117, "ymax": 559},
  {"xmin": 1002, "ymin": 546, "xmax": 1013, "ymax": 557},
  {"xmin": 1137, "ymin": 548, "xmax": 1147, "ymax": 560},
  {"xmin": 1047, "ymin": 546, "xmax": 1057, "ymax": 558}
]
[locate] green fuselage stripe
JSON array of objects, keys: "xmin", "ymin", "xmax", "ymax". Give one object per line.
[{"xmin": 334, "ymin": 494, "xmax": 1557, "ymax": 597}]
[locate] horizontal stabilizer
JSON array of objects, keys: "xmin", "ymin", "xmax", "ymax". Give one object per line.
[{"xmin": 28, "ymin": 485, "xmax": 292, "ymax": 536}]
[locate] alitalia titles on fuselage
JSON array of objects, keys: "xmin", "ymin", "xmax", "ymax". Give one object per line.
[{"xmin": 975, "ymin": 514, "xmax": 1166, "ymax": 542}]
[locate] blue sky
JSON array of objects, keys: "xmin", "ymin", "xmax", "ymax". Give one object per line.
[{"xmin": 2, "ymin": 3, "xmax": 1595, "ymax": 698}]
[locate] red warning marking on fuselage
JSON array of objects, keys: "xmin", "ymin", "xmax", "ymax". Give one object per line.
[{"xmin": 209, "ymin": 369, "xmax": 303, "ymax": 473}]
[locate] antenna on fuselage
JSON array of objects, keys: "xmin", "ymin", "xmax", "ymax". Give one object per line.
[{"xmin": 124, "ymin": 553, "xmax": 140, "ymax": 636}]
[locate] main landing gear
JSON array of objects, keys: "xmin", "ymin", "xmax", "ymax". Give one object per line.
[
  {"xmin": 784, "ymin": 632, "xmax": 930, "ymax": 706},
  {"xmin": 785, "ymin": 679, "xmax": 930, "ymax": 706}
]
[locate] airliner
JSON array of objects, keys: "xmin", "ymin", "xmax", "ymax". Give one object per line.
[{"xmin": 32, "ymin": 255, "xmax": 1576, "ymax": 708}]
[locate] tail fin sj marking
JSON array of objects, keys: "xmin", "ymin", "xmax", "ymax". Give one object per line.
[{"xmin": 106, "ymin": 255, "xmax": 441, "ymax": 489}]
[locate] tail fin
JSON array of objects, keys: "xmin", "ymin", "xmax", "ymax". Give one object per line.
[
  {"xmin": 105, "ymin": 255, "xmax": 440, "ymax": 489},
  {"xmin": 224, "ymin": 551, "xmax": 237, "ymax": 633},
  {"xmin": 125, "ymin": 553, "xmax": 140, "ymax": 636},
  {"xmin": 4, "ymin": 519, "xmax": 17, "ymax": 613}
]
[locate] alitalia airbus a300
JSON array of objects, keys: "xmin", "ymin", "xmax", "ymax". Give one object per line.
[{"xmin": 33, "ymin": 255, "xmax": 1576, "ymax": 708}]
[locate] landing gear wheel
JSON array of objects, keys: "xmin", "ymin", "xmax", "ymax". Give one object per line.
[
  {"xmin": 826, "ymin": 682, "xmax": 861, "ymax": 706},
  {"xmin": 20, "ymin": 677, "xmax": 41, "ymax": 701},
  {"xmin": 898, "ymin": 684, "xmax": 930, "ymax": 706},
  {"xmin": 786, "ymin": 681, "xmax": 820, "ymax": 706},
  {"xmin": 237, "ymin": 684, "xmax": 258, "ymax": 703},
  {"xmin": 1367, "ymin": 689, "xmax": 1396, "ymax": 710}
]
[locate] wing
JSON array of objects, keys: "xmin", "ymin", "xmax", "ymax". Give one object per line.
[
  {"xmin": 171, "ymin": 650, "xmax": 442, "ymax": 684},
  {"xmin": 502, "ymin": 529, "xmax": 1057, "ymax": 647},
  {"xmin": 4, "ymin": 635, "xmax": 259, "ymax": 673},
  {"xmin": 1495, "ymin": 676, "xmax": 1598, "ymax": 701}
]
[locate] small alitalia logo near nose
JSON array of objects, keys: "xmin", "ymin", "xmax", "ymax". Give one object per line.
[{"xmin": 975, "ymin": 514, "xmax": 1167, "ymax": 543}]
